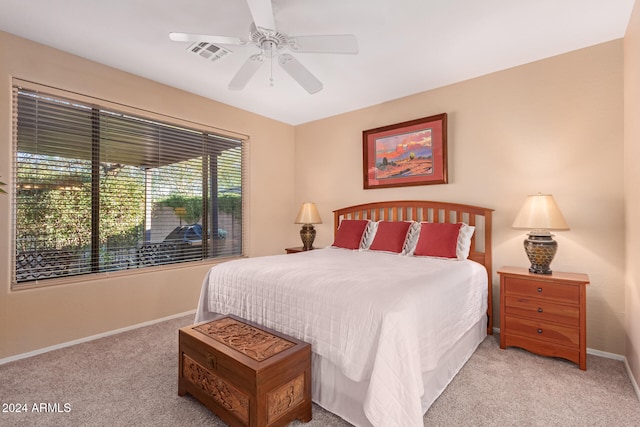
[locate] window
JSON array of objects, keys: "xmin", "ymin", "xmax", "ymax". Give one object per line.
[{"xmin": 12, "ymin": 84, "xmax": 245, "ymax": 287}]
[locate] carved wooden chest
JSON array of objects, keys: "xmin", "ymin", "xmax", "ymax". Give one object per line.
[{"xmin": 178, "ymin": 315, "xmax": 312, "ymax": 427}]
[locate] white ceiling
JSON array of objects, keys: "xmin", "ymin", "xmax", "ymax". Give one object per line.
[{"xmin": 0, "ymin": 0, "xmax": 634, "ymax": 125}]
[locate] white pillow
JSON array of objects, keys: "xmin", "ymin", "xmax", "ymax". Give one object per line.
[
  {"xmin": 401, "ymin": 221, "xmax": 422, "ymax": 255},
  {"xmin": 360, "ymin": 220, "xmax": 378, "ymax": 249},
  {"xmin": 456, "ymin": 223, "xmax": 476, "ymax": 260}
]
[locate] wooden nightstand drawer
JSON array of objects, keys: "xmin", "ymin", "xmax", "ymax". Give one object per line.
[
  {"xmin": 504, "ymin": 296, "xmax": 579, "ymax": 326},
  {"xmin": 504, "ymin": 277, "xmax": 579, "ymax": 303},
  {"xmin": 503, "ymin": 335, "xmax": 580, "ymax": 364},
  {"xmin": 505, "ymin": 315, "xmax": 579, "ymax": 347}
]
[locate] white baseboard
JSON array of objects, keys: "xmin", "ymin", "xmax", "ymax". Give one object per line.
[
  {"xmin": 624, "ymin": 358, "xmax": 640, "ymax": 401},
  {"xmin": 0, "ymin": 310, "xmax": 196, "ymax": 366},
  {"xmin": 588, "ymin": 349, "xmax": 640, "ymax": 401},
  {"xmin": 586, "ymin": 347, "xmax": 624, "ymax": 360}
]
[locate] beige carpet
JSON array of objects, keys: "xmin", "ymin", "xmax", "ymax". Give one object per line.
[{"xmin": 1, "ymin": 315, "xmax": 639, "ymax": 427}]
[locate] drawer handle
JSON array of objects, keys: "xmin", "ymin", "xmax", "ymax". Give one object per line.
[
  {"xmin": 537, "ymin": 328, "xmax": 543, "ymax": 334},
  {"xmin": 537, "ymin": 308, "xmax": 543, "ymax": 313},
  {"xmin": 537, "ymin": 287, "xmax": 543, "ymax": 293}
]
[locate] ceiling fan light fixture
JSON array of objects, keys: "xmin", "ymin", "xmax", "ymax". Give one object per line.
[
  {"xmin": 250, "ymin": 26, "xmax": 287, "ymax": 47},
  {"xmin": 261, "ymin": 39, "xmax": 278, "ymax": 58}
]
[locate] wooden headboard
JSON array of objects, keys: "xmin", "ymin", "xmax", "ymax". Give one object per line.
[{"xmin": 333, "ymin": 200, "xmax": 494, "ymax": 334}]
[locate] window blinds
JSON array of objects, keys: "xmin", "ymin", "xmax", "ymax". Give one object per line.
[{"xmin": 12, "ymin": 85, "xmax": 245, "ymax": 287}]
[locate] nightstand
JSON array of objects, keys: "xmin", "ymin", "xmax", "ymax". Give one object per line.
[
  {"xmin": 498, "ymin": 266, "xmax": 589, "ymax": 370},
  {"xmin": 285, "ymin": 246, "xmax": 311, "ymax": 254}
]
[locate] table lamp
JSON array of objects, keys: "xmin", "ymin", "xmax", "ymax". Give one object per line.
[
  {"xmin": 294, "ymin": 202, "xmax": 322, "ymax": 250},
  {"xmin": 512, "ymin": 193, "xmax": 569, "ymax": 274}
]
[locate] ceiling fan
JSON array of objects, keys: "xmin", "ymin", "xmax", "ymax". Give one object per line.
[{"xmin": 169, "ymin": 0, "xmax": 358, "ymax": 94}]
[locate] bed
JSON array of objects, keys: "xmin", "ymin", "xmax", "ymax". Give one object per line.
[{"xmin": 195, "ymin": 200, "xmax": 493, "ymax": 427}]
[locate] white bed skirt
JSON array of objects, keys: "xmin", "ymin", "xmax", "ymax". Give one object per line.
[
  {"xmin": 312, "ymin": 316, "xmax": 488, "ymax": 426},
  {"xmin": 195, "ymin": 311, "xmax": 487, "ymax": 426}
]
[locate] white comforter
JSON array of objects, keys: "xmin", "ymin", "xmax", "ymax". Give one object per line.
[{"xmin": 196, "ymin": 248, "xmax": 487, "ymax": 427}]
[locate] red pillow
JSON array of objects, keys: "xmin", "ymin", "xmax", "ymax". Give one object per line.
[
  {"xmin": 413, "ymin": 222, "xmax": 462, "ymax": 258},
  {"xmin": 369, "ymin": 221, "xmax": 412, "ymax": 253},
  {"xmin": 332, "ymin": 220, "xmax": 369, "ymax": 249}
]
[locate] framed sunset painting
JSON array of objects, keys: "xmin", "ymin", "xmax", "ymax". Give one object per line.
[{"xmin": 362, "ymin": 113, "xmax": 448, "ymax": 189}]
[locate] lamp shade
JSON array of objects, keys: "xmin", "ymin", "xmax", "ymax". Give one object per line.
[
  {"xmin": 295, "ymin": 202, "xmax": 322, "ymax": 224},
  {"xmin": 512, "ymin": 193, "xmax": 569, "ymax": 230},
  {"xmin": 512, "ymin": 193, "xmax": 568, "ymax": 275}
]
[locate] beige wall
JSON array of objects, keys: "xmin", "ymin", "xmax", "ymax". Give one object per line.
[
  {"xmin": 0, "ymin": 30, "xmax": 630, "ymax": 360},
  {"xmin": 295, "ymin": 40, "xmax": 625, "ymax": 354},
  {"xmin": 0, "ymin": 31, "xmax": 296, "ymax": 359},
  {"xmin": 625, "ymin": 1, "xmax": 640, "ymax": 387}
]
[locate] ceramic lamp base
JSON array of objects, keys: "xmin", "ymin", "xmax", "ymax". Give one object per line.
[
  {"xmin": 300, "ymin": 224, "xmax": 316, "ymax": 251},
  {"xmin": 524, "ymin": 231, "xmax": 557, "ymax": 274}
]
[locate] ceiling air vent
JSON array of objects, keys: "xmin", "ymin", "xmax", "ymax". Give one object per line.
[{"xmin": 187, "ymin": 42, "xmax": 230, "ymax": 62}]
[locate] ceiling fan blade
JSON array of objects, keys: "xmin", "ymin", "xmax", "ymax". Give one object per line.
[
  {"xmin": 169, "ymin": 32, "xmax": 244, "ymax": 46},
  {"xmin": 278, "ymin": 54, "xmax": 323, "ymax": 94},
  {"xmin": 246, "ymin": 0, "xmax": 276, "ymax": 30},
  {"xmin": 288, "ymin": 34, "xmax": 359, "ymax": 54},
  {"xmin": 228, "ymin": 54, "xmax": 264, "ymax": 90}
]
